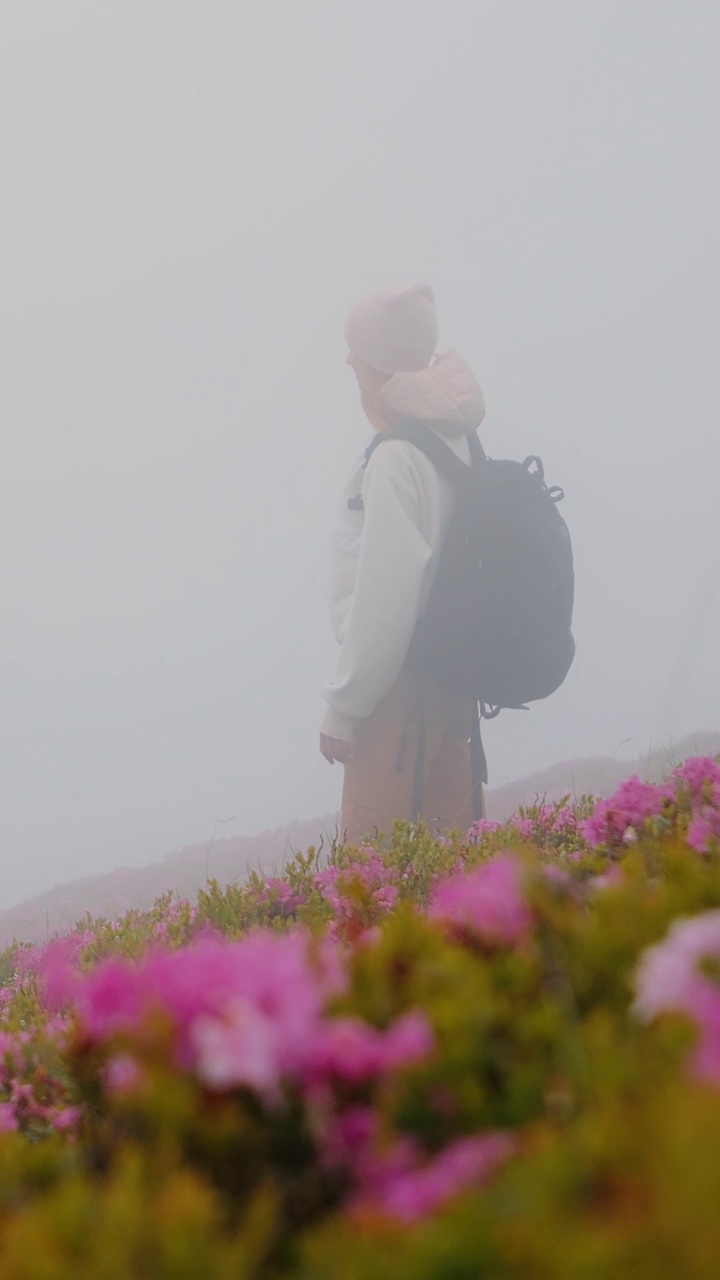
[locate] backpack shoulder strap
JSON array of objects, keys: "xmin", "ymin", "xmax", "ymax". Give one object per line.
[
  {"xmin": 351, "ymin": 424, "xmax": 483, "ymax": 511},
  {"xmin": 467, "ymin": 431, "xmax": 487, "ymax": 465},
  {"xmin": 363, "ymin": 434, "xmax": 385, "ymax": 468},
  {"xmin": 390, "ymin": 420, "xmax": 482, "ymax": 490}
]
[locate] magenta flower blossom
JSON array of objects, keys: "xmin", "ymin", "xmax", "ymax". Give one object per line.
[
  {"xmin": 37, "ymin": 933, "xmax": 95, "ymax": 1012},
  {"xmin": 589, "ymin": 866, "xmax": 623, "ymax": 893},
  {"xmin": 553, "ymin": 805, "xmax": 580, "ymax": 834},
  {"xmin": 191, "ymin": 1000, "xmax": 281, "ymax": 1098},
  {"xmin": 351, "ymin": 1131, "xmax": 515, "ymax": 1223},
  {"xmin": 513, "ymin": 818, "xmax": 535, "ymax": 840},
  {"xmin": 687, "ymin": 815, "xmax": 716, "ymax": 854},
  {"xmin": 306, "ymin": 1011, "xmax": 433, "ymax": 1087},
  {"xmin": 582, "ymin": 776, "xmax": 670, "ymax": 848},
  {"xmin": 312, "ymin": 855, "xmax": 399, "ymax": 936},
  {"xmin": 429, "ymin": 854, "xmax": 532, "ymax": 947},
  {"xmin": 103, "ymin": 1054, "xmax": 145, "ymax": 1096},
  {"xmin": 673, "ymin": 757, "xmax": 720, "ymax": 804},
  {"xmin": 44, "ymin": 932, "xmax": 343, "ymax": 1093},
  {"xmin": 260, "ymin": 878, "xmax": 307, "ymax": 915},
  {"xmin": 469, "ymin": 803, "xmax": 580, "ymax": 850},
  {"xmin": 0, "ymin": 1102, "xmax": 17, "ymax": 1132},
  {"xmin": 320, "ymin": 1105, "xmax": 377, "ymax": 1172},
  {"xmin": 52, "ymin": 1106, "xmax": 82, "ymax": 1133},
  {"xmin": 542, "ymin": 863, "xmax": 571, "ymax": 887},
  {"xmin": 0, "ymin": 1027, "xmax": 79, "ymax": 1135},
  {"xmin": 670, "ymin": 758, "xmax": 720, "ymax": 852},
  {"xmin": 74, "ymin": 960, "xmax": 146, "ymax": 1042},
  {"xmin": 579, "ymin": 758, "xmax": 720, "ymax": 854},
  {"xmin": 466, "ymin": 819, "xmax": 501, "ymax": 842},
  {"xmin": 634, "ymin": 910, "xmax": 720, "ymax": 1081},
  {"xmin": 36, "ymin": 921, "xmax": 440, "ymax": 1113}
]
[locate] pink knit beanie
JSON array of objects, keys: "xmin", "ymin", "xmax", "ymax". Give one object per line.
[{"xmin": 345, "ymin": 283, "xmax": 439, "ymax": 374}]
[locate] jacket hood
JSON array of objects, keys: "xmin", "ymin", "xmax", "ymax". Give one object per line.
[{"xmin": 378, "ymin": 349, "xmax": 485, "ymax": 439}]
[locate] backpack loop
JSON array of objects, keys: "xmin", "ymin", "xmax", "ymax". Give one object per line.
[
  {"xmin": 479, "ymin": 703, "xmax": 502, "ymax": 720},
  {"xmin": 522, "ymin": 456, "xmax": 545, "ymax": 481}
]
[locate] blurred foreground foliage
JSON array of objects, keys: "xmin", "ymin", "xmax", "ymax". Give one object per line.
[{"xmin": 1, "ymin": 762, "xmax": 720, "ymax": 1277}]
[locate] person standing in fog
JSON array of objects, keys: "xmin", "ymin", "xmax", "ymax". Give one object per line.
[{"xmin": 320, "ymin": 284, "xmax": 487, "ymax": 843}]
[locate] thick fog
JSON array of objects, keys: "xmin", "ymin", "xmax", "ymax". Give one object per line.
[{"xmin": 2, "ymin": 1, "xmax": 719, "ymax": 909}]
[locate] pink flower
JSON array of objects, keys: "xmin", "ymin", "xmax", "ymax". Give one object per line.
[
  {"xmin": 634, "ymin": 910, "xmax": 720, "ymax": 1082},
  {"xmin": 381, "ymin": 1011, "xmax": 434, "ymax": 1071},
  {"xmin": 0, "ymin": 1102, "xmax": 17, "ymax": 1132},
  {"xmin": 261, "ymin": 878, "xmax": 307, "ymax": 914},
  {"xmin": 52, "ymin": 1106, "xmax": 82, "ymax": 1133},
  {"xmin": 308, "ymin": 1019, "xmax": 388, "ymax": 1086},
  {"xmin": 57, "ymin": 932, "xmax": 346, "ymax": 1103},
  {"xmin": 582, "ymin": 776, "xmax": 669, "ymax": 848},
  {"xmin": 75, "ymin": 961, "xmax": 145, "ymax": 1042},
  {"xmin": 466, "ymin": 819, "xmax": 501, "ymax": 843},
  {"xmin": 668, "ymin": 758, "xmax": 720, "ymax": 853},
  {"xmin": 321, "ymin": 1105, "xmax": 377, "ymax": 1170},
  {"xmin": 313, "ymin": 853, "xmax": 400, "ymax": 932},
  {"xmin": 514, "ymin": 818, "xmax": 534, "ymax": 840},
  {"xmin": 429, "ymin": 854, "xmax": 532, "ymax": 946},
  {"xmin": 687, "ymin": 815, "xmax": 715, "ymax": 854},
  {"xmin": 673, "ymin": 757, "xmax": 720, "ymax": 804},
  {"xmin": 542, "ymin": 864, "xmax": 570, "ymax": 887},
  {"xmin": 635, "ymin": 912, "xmax": 720, "ymax": 1017},
  {"xmin": 375, "ymin": 884, "xmax": 399, "ymax": 910},
  {"xmin": 552, "ymin": 806, "xmax": 579, "ymax": 834},
  {"xmin": 313, "ymin": 866, "xmax": 344, "ymax": 914},
  {"xmin": 353, "ymin": 1132, "xmax": 515, "ymax": 1223},
  {"xmin": 306, "ymin": 1011, "xmax": 433, "ymax": 1087},
  {"xmin": 191, "ymin": 1000, "xmax": 280, "ymax": 1098},
  {"xmin": 11, "ymin": 944, "xmax": 42, "ymax": 978},
  {"xmin": 589, "ymin": 866, "xmax": 623, "ymax": 893},
  {"xmin": 103, "ymin": 1054, "xmax": 145, "ymax": 1096},
  {"xmin": 39, "ymin": 935, "xmax": 88, "ymax": 1012}
]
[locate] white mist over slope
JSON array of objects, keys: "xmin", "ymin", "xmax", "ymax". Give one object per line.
[{"xmin": 1, "ymin": 1, "xmax": 719, "ymax": 908}]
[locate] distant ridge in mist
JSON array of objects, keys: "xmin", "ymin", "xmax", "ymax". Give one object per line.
[
  {"xmin": 0, "ymin": 815, "xmax": 337, "ymax": 948},
  {"xmin": 487, "ymin": 729, "xmax": 720, "ymax": 821}
]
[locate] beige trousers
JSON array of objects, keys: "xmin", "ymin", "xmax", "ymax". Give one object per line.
[{"xmin": 339, "ymin": 664, "xmax": 484, "ymax": 844}]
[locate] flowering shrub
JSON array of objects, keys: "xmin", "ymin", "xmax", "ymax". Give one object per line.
[
  {"xmin": 1, "ymin": 758, "xmax": 720, "ymax": 1275},
  {"xmin": 634, "ymin": 910, "xmax": 720, "ymax": 1081},
  {"xmin": 582, "ymin": 756, "xmax": 720, "ymax": 854},
  {"xmin": 0, "ymin": 1024, "xmax": 78, "ymax": 1137},
  {"xmin": 429, "ymin": 852, "xmax": 532, "ymax": 946}
]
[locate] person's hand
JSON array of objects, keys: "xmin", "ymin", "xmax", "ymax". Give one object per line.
[{"xmin": 319, "ymin": 733, "xmax": 352, "ymax": 765}]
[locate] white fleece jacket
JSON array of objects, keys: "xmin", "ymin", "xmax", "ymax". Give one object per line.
[{"xmin": 321, "ymin": 350, "xmax": 485, "ymax": 741}]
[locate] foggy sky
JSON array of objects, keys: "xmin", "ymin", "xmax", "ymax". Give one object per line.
[{"xmin": 2, "ymin": 0, "xmax": 719, "ymax": 910}]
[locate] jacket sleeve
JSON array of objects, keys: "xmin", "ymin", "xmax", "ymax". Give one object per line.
[{"xmin": 321, "ymin": 448, "xmax": 432, "ymax": 740}]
